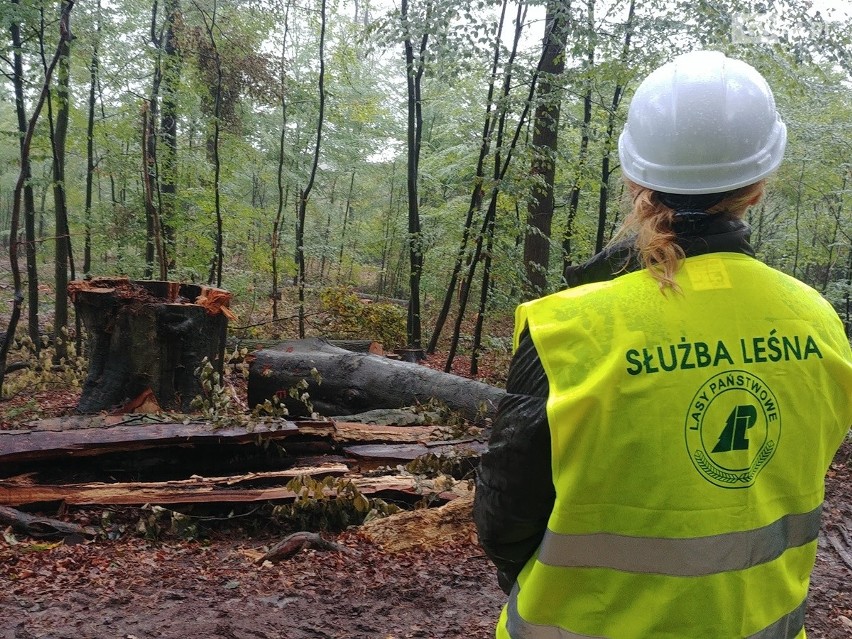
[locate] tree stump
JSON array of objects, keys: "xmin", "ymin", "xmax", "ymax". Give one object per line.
[{"xmin": 69, "ymin": 278, "xmax": 233, "ymax": 414}]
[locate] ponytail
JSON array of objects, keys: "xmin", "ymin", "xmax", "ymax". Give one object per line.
[{"xmin": 613, "ymin": 180, "xmax": 765, "ymax": 291}]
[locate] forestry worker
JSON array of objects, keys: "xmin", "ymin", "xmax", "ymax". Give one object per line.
[{"xmin": 473, "ymin": 50, "xmax": 852, "ymax": 639}]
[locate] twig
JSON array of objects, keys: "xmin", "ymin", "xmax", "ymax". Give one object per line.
[
  {"xmin": 826, "ymin": 530, "xmax": 852, "ymax": 571},
  {"xmin": 257, "ymin": 531, "xmax": 356, "ymax": 564}
]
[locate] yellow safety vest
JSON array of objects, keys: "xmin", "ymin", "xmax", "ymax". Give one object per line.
[{"xmin": 498, "ymin": 253, "xmax": 852, "ymax": 639}]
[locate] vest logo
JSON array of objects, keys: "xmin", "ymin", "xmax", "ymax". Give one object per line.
[{"xmin": 685, "ymin": 370, "xmax": 781, "ymax": 488}]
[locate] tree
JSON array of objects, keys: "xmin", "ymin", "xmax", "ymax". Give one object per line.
[
  {"xmin": 522, "ymin": 0, "xmax": 568, "ymax": 297},
  {"xmin": 0, "ymin": 0, "xmax": 74, "ymax": 394}
]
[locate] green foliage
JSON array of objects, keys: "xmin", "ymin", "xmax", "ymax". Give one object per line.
[
  {"xmin": 1, "ymin": 329, "xmax": 88, "ymax": 407},
  {"xmin": 190, "ymin": 347, "xmax": 248, "ymax": 426},
  {"xmin": 134, "ymin": 505, "xmax": 200, "ymax": 542},
  {"xmin": 273, "ymin": 475, "xmax": 400, "ymax": 532},
  {"xmin": 405, "ymin": 451, "xmax": 479, "ymax": 481},
  {"xmin": 318, "ymin": 287, "xmax": 407, "ymax": 350}
]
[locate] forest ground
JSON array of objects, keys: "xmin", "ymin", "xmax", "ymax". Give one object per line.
[{"xmin": 0, "ymin": 323, "xmax": 850, "ymax": 638}]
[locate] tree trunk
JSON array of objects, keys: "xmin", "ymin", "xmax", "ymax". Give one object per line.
[
  {"xmin": 296, "ymin": 0, "xmax": 327, "ymax": 337},
  {"xmin": 247, "ymin": 338, "xmax": 506, "ymax": 421},
  {"xmin": 522, "ymin": 0, "xmax": 568, "ymax": 296},
  {"xmin": 83, "ymin": 1, "xmax": 101, "ymax": 276},
  {"xmin": 50, "ymin": 3, "xmax": 74, "ymax": 363},
  {"xmin": 401, "ymin": 0, "xmax": 427, "ymax": 352},
  {"xmin": 427, "ymin": 0, "xmax": 508, "ymax": 355},
  {"xmin": 10, "ymin": 4, "xmax": 41, "ymax": 348},
  {"xmin": 0, "ymin": 1, "xmax": 75, "ymax": 396},
  {"xmin": 160, "ymin": 0, "xmax": 181, "ymax": 270},
  {"xmin": 69, "ymin": 278, "xmax": 231, "ymax": 413},
  {"xmin": 562, "ymin": 0, "xmax": 595, "ymax": 283},
  {"xmin": 595, "ymin": 0, "xmax": 634, "ymax": 253}
]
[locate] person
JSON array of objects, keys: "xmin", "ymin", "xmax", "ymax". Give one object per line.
[{"xmin": 473, "ymin": 50, "xmax": 852, "ymax": 639}]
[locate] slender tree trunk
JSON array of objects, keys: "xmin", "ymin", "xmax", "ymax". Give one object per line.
[
  {"xmin": 427, "ymin": 0, "xmax": 508, "ymax": 355},
  {"xmin": 1, "ymin": 1, "xmax": 74, "ymax": 395},
  {"xmin": 145, "ymin": 0, "xmax": 164, "ymax": 277},
  {"xmin": 160, "ymin": 0, "xmax": 181, "ymax": 271},
  {"xmin": 84, "ymin": 0, "xmax": 102, "ymax": 276},
  {"xmin": 200, "ymin": 0, "xmax": 224, "ymax": 287},
  {"xmin": 595, "ymin": 0, "xmax": 634, "ymax": 253},
  {"xmin": 845, "ymin": 239, "xmax": 852, "ymax": 337},
  {"xmin": 271, "ymin": 5, "xmax": 292, "ymax": 321},
  {"xmin": 562, "ymin": 0, "xmax": 594, "ymax": 283},
  {"xmin": 297, "ymin": 0, "xmax": 327, "ymax": 337},
  {"xmin": 401, "ymin": 0, "xmax": 428, "ymax": 352},
  {"xmin": 446, "ymin": 3, "xmax": 543, "ymax": 372},
  {"xmin": 48, "ymin": 2, "xmax": 74, "ymax": 363},
  {"xmin": 522, "ymin": 0, "xmax": 568, "ymax": 296},
  {"xmin": 141, "ymin": 103, "xmax": 167, "ymax": 280},
  {"xmin": 337, "ymin": 170, "xmax": 356, "ymax": 281},
  {"xmin": 10, "ymin": 3, "xmax": 41, "ymax": 348},
  {"xmin": 792, "ymin": 161, "xmax": 805, "ymax": 278}
]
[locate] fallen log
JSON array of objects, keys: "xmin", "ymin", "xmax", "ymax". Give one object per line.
[
  {"xmin": 248, "ymin": 338, "xmax": 506, "ymax": 421},
  {"xmin": 0, "ymin": 472, "xmax": 468, "ymax": 507},
  {"xmin": 0, "ymin": 417, "xmax": 438, "ymax": 466},
  {"xmin": 0, "ymin": 505, "xmax": 98, "ymax": 538}
]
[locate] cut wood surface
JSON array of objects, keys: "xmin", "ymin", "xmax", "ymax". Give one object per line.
[
  {"xmin": 0, "ymin": 417, "xmax": 439, "ymax": 465},
  {"xmin": 248, "ymin": 338, "xmax": 506, "ymax": 420},
  {"xmin": 0, "ymin": 472, "xmax": 465, "ymax": 507}
]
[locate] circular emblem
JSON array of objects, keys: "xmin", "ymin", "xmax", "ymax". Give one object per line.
[{"xmin": 684, "ymin": 370, "xmax": 781, "ymax": 488}]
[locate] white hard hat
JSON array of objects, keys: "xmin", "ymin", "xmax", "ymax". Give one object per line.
[{"xmin": 618, "ymin": 50, "xmax": 787, "ymax": 195}]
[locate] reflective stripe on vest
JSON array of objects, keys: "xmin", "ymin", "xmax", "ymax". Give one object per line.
[
  {"xmin": 506, "ymin": 584, "xmax": 807, "ymax": 639},
  {"xmin": 537, "ymin": 505, "xmax": 821, "ymax": 576}
]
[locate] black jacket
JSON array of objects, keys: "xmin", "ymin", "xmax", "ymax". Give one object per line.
[{"xmin": 473, "ymin": 215, "xmax": 756, "ymax": 594}]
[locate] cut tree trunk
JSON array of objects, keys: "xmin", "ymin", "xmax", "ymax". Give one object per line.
[
  {"xmin": 247, "ymin": 338, "xmax": 506, "ymax": 420},
  {"xmin": 70, "ymin": 278, "xmax": 233, "ymax": 413}
]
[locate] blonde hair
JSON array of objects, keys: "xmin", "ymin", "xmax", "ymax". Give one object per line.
[{"xmin": 614, "ymin": 180, "xmax": 765, "ymax": 291}]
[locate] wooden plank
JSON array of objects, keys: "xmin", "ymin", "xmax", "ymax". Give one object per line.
[{"xmin": 0, "ymin": 472, "xmax": 451, "ymax": 507}]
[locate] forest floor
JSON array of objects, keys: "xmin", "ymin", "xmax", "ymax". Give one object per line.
[{"xmin": 0, "ymin": 352, "xmax": 850, "ymax": 638}]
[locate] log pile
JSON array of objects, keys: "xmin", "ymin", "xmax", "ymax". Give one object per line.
[{"xmin": 0, "ymin": 414, "xmax": 486, "ymax": 509}]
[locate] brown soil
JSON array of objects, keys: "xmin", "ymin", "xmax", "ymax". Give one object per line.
[{"xmin": 0, "ymin": 442, "xmax": 849, "ymax": 639}]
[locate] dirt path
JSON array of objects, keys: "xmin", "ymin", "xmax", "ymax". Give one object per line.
[{"xmin": 1, "ymin": 446, "xmax": 849, "ymax": 639}]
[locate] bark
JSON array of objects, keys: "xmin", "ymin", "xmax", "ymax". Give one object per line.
[
  {"xmin": 523, "ymin": 0, "xmax": 568, "ymax": 296},
  {"xmin": 70, "ymin": 278, "xmax": 231, "ymax": 413},
  {"xmin": 247, "ymin": 338, "xmax": 506, "ymax": 421}
]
